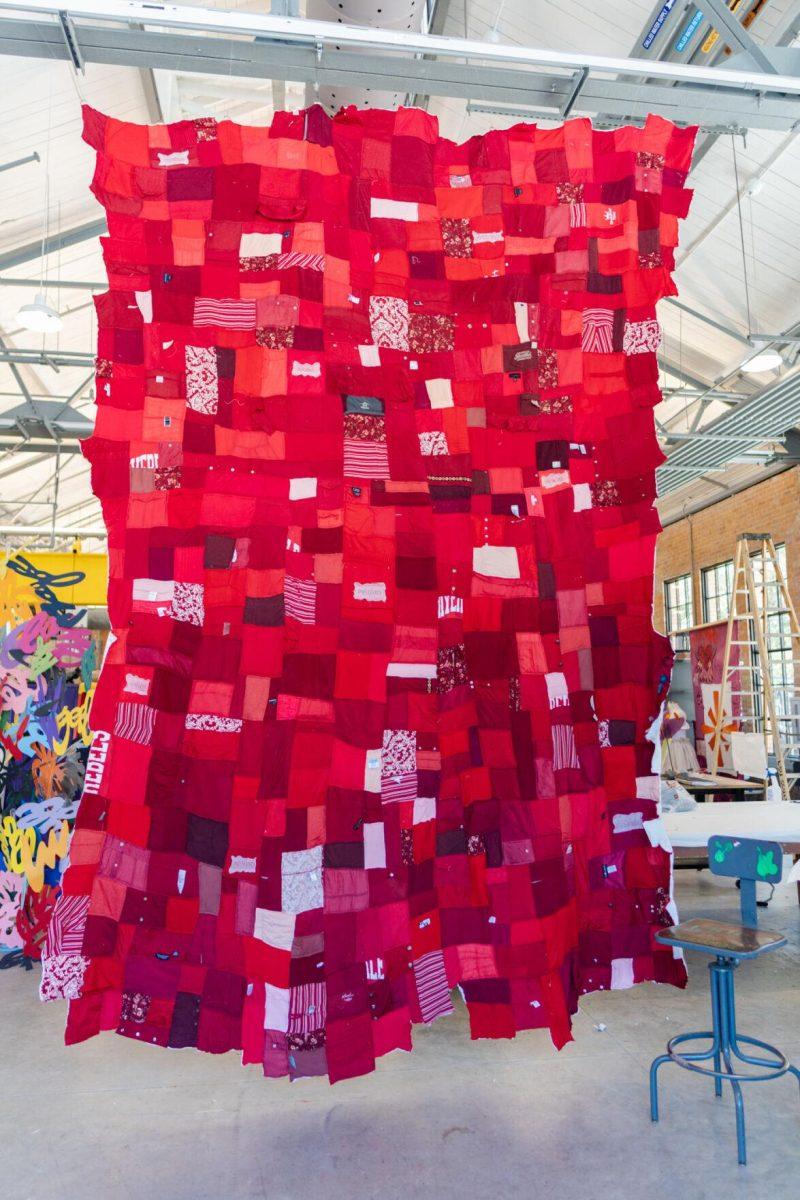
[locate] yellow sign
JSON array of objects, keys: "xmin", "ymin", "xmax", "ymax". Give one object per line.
[{"xmin": 0, "ymin": 547, "xmax": 108, "ymax": 624}]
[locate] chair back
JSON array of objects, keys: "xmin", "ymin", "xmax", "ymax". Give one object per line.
[{"xmin": 707, "ymin": 836, "xmax": 783, "ymax": 927}]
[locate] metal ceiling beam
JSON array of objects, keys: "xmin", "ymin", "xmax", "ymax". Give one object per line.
[
  {"xmin": 0, "ymin": 29, "xmax": 795, "ymax": 131},
  {"xmin": 0, "ymin": 348, "xmax": 94, "ymax": 367},
  {"xmin": 0, "ymin": 219, "xmax": 106, "ymax": 271},
  {"xmin": 699, "ymin": 0, "xmax": 777, "ymax": 73},
  {"xmin": 0, "ymin": 402, "xmax": 93, "ymax": 438},
  {"xmin": 657, "ymin": 358, "xmax": 714, "ymax": 391},
  {"xmin": 4, "ymin": 0, "xmax": 798, "ymax": 87},
  {"xmin": 0, "ymin": 150, "xmax": 40, "ymax": 173},
  {"xmin": 662, "ymin": 297, "xmax": 751, "ymax": 346},
  {"xmin": 0, "ymin": 1, "xmax": 799, "ymax": 130},
  {"xmin": 0, "ymin": 276, "xmax": 102, "ymax": 290},
  {"xmin": 0, "ymin": 439, "xmax": 86, "ymax": 455},
  {"xmin": 0, "ymin": 524, "xmax": 105, "ymax": 537}
]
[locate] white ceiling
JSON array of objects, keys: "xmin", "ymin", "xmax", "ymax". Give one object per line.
[{"xmin": 0, "ymin": 0, "xmax": 798, "ymax": 538}]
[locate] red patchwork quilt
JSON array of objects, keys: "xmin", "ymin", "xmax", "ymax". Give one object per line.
[{"xmin": 42, "ymin": 104, "xmax": 695, "ymax": 1082}]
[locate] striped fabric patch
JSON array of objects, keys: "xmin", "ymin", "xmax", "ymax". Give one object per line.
[
  {"xmin": 581, "ymin": 308, "xmax": 614, "ymax": 353},
  {"xmin": 276, "ymin": 252, "xmax": 325, "ymax": 271},
  {"xmin": 288, "ymin": 982, "xmax": 326, "ymax": 1035},
  {"xmin": 343, "ymin": 439, "xmax": 390, "ymax": 479},
  {"xmin": 284, "ymin": 576, "xmax": 316, "ymax": 624},
  {"xmin": 552, "ymin": 722, "xmax": 581, "ymax": 771},
  {"xmin": 193, "ymin": 298, "xmax": 257, "ymax": 328},
  {"xmin": 413, "ymin": 950, "xmax": 454, "ymax": 1023},
  {"xmin": 44, "ymin": 894, "xmax": 90, "ymax": 956},
  {"xmin": 381, "ymin": 772, "xmax": 417, "ymax": 803},
  {"xmin": 114, "ymin": 702, "xmax": 156, "ymax": 745}
]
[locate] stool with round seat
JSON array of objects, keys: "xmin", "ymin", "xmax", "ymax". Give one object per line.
[{"xmin": 649, "ymin": 835, "xmax": 800, "ymax": 1165}]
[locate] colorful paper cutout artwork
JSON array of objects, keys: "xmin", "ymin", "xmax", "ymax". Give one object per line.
[{"xmin": 0, "ymin": 551, "xmax": 103, "ymax": 967}]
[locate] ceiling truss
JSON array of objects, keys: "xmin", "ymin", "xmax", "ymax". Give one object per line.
[{"xmin": 1, "ymin": 0, "xmax": 800, "ymax": 131}]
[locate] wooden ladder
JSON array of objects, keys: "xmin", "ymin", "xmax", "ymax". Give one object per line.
[{"xmin": 711, "ymin": 534, "xmax": 800, "ymax": 801}]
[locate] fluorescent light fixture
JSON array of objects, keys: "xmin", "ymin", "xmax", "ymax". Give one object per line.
[{"xmin": 16, "ymin": 291, "xmax": 62, "ymax": 333}]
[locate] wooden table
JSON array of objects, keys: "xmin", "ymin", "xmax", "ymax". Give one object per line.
[{"xmin": 672, "ymin": 771, "xmax": 767, "ymax": 803}]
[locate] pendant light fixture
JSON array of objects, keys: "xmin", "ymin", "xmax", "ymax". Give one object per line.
[
  {"xmin": 16, "ymin": 151, "xmax": 62, "ymax": 334},
  {"xmin": 17, "ymin": 291, "xmax": 62, "ymax": 333},
  {"xmin": 741, "ymin": 345, "xmax": 784, "ymax": 374}
]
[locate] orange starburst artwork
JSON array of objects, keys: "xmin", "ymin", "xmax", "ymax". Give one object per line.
[{"xmin": 701, "ymin": 687, "xmax": 738, "ymax": 758}]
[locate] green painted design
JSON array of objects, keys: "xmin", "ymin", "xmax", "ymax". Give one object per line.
[
  {"xmin": 713, "ymin": 840, "xmax": 734, "ymax": 864},
  {"xmin": 756, "ymin": 847, "xmax": 779, "ymax": 879}
]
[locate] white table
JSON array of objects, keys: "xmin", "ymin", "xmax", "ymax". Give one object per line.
[
  {"xmin": 663, "ymin": 801, "xmax": 800, "ymax": 900},
  {"xmin": 663, "ymin": 801, "xmax": 800, "ymax": 849}
]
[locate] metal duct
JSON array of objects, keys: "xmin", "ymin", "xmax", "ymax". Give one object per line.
[{"xmin": 657, "ymin": 368, "xmax": 800, "ymax": 495}]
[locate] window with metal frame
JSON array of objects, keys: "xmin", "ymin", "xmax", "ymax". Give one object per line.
[
  {"xmin": 750, "ymin": 544, "xmax": 793, "ymax": 723},
  {"xmin": 664, "ymin": 573, "xmax": 694, "ymax": 651},
  {"xmin": 701, "ymin": 559, "xmax": 734, "ymax": 624}
]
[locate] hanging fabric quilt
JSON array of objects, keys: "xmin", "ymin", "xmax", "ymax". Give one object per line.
[{"xmin": 43, "ymin": 105, "xmax": 695, "ymax": 1082}]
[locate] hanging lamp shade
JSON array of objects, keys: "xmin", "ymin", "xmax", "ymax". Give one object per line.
[{"xmin": 16, "ymin": 291, "xmax": 62, "ymax": 333}]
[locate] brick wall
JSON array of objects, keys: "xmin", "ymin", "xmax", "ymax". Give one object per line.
[{"xmin": 654, "ymin": 467, "xmax": 800, "ymax": 633}]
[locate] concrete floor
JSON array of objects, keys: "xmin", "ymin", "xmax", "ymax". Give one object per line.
[{"xmin": 5, "ymin": 872, "xmax": 800, "ymax": 1200}]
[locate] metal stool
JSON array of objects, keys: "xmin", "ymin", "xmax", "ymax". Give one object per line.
[{"xmin": 649, "ymin": 835, "xmax": 800, "ymax": 1165}]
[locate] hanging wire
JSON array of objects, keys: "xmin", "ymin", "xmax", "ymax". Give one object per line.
[{"xmin": 731, "ymin": 132, "xmax": 753, "ymax": 337}]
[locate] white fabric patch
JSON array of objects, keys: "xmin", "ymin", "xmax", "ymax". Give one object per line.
[
  {"xmin": 289, "ymin": 477, "xmax": 317, "ymax": 501},
  {"xmin": 359, "ymin": 344, "xmax": 381, "ymax": 367},
  {"xmin": 364, "ymin": 749, "xmax": 382, "ymax": 794},
  {"xmin": 370, "ymin": 197, "xmax": 420, "ymax": 221},
  {"xmin": 354, "ymin": 581, "xmax": 387, "ymax": 603},
  {"xmin": 611, "ymin": 958, "xmax": 635, "ymax": 990},
  {"xmin": 254, "ymin": 908, "xmax": 296, "ymax": 951},
  {"xmin": 541, "ymin": 470, "xmax": 570, "ymax": 490},
  {"xmin": 472, "ymin": 230, "xmax": 503, "ymax": 244},
  {"xmin": 514, "ymin": 301, "xmax": 530, "ymax": 343},
  {"xmin": 229, "ymin": 856, "xmax": 257, "ymax": 874},
  {"xmin": 363, "ymin": 823, "xmax": 387, "ymax": 869},
  {"xmin": 135, "ymin": 290, "xmax": 153, "ymax": 323},
  {"xmin": 573, "ymin": 483, "xmax": 593, "ymax": 512},
  {"xmin": 425, "ymin": 378, "xmax": 454, "ymax": 409},
  {"xmin": 613, "ymin": 812, "xmax": 645, "ymax": 835},
  {"xmin": 157, "ymin": 150, "xmax": 189, "ymax": 166},
  {"xmin": 281, "ymin": 846, "xmax": 323, "ymax": 914},
  {"xmin": 637, "ymin": 774, "xmax": 661, "ymax": 802},
  {"xmin": 123, "ymin": 673, "xmax": 150, "ymax": 696},
  {"xmin": 413, "ymin": 796, "xmax": 436, "ymax": 824},
  {"xmin": 265, "ymin": 984, "xmax": 291, "ymax": 1032},
  {"xmin": 386, "ymin": 662, "xmax": 438, "ymax": 679},
  {"xmin": 473, "ymin": 544, "xmax": 520, "ymax": 579},
  {"xmin": 133, "ymin": 578, "xmax": 174, "ymax": 603},
  {"xmin": 291, "ymin": 361, "xmax": 322, "ymax": 377},
  {"xmin": 240, "ymin": 231, "xmax": 283, "ymax": 257},
  {"xmin": 545, "ymin": 672, "xmax": 569, "ymax": 707},
  {"xmin": 643, "ymin": 816, "xmax": 672, "ymax": 852}
]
